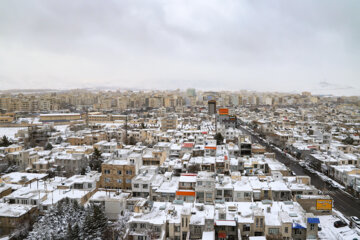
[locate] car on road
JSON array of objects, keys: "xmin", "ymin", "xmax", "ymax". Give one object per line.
[
  {"xmin": 326, "ymin": 180, "xmax": 339, "ymax": 189},
  {"xmin": 299, "ymin": 161, "xmax": 306, "ymax": 167},
  {"xmin": 308, "ymin": 168, "xmax": 316, "ymax": 174},
  {"xmin": 350, "ymin": 216, "xmax": 360, "ymax": 227},
  {"xmin": 334, "ymin": 220, "xmax": 348, "ymax": 228}
]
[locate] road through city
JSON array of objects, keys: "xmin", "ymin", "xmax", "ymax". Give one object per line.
[{"xmin": 238, "ymin": 125, "xmax": 360, "ymax": 218}]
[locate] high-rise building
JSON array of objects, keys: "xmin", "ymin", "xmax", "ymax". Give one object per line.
[
  {"xmin": 208, "ymin": 100, "xmax": 216, "ymax": 115},
  {"xmin": 186, "ymin": 88, "xmax": 196, "ymax": 97}
]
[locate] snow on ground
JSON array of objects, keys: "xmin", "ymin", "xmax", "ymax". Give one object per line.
[
  {"xmin": 285, "ymin": 152, "xmax": 298, "ymax": 161},
  {"xmin": 315, "ymin": 171, "xmax": 346, "ymax": 190},
  {"xmin": 0, "ymin": 127, "xmax": 26, "ymax": 139},
  {"xmin": 54, "ymin": 125, "xmax": 69, "ymax": 133},
  {"xmin": 274, "ymin": 146, "xmax": 282, "ymax": 152},
  {"xmin": 318, "ymin": 212, "xmax": 360, "ymax": 240},
  {"xmin": 16, "ymin": 117, "xmax": 40, "ymax": 124},
  {"xmin": 303, "ymin": 163, "xmax": 346, "ymax": 190}
]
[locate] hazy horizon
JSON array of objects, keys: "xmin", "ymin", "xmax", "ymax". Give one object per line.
[{"xmin": 1, "ymin": 0, "xmax": 359, "ymax": 96}]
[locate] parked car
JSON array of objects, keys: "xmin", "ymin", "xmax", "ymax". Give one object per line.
[
  {"xmin": 327, "ymin": 180, "xmax": 339, "ymax": 189},
  {"xmin": 334, "ymin": 220, "xmax": 348, "ymax": 228},
  {"xmin": 350, "ymin": 216, "xmax": 360, "ymax": 227}
]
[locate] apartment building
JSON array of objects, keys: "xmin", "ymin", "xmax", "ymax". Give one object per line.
[
  {"xmin": 100, "ymin": 159, "xmax": 137, "ymax": 190},
  {"xmin": 131, "ymin": 166, "xmax": 158, "ymax": 198},
  {"xmin": 195, "ymin": 171, "xmax": 215, "ymax": 204},
  {"xmin": 0, "ymin": 203, "xmax": 38, "ymax": 236},
  {"xmin": 39, "ymin": 113, "xmax": 81, "ymax": 122},
  {"xmin": 54, "ymin": 153, "xmax": 88, "ymax": 176},
  {"xmin": 142, "ymin": 149, "xmax": 167, "ymax": 166},
  {"xmin": 161, "ymin": 116, "xmax": 178, "ymax": 131}
]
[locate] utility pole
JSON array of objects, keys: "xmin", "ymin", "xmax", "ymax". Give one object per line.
[
  {"xmin": 215, "ymin": 113, "xmax": 217, "ymax": 134},
  {"xmin": 85, "ymin": 107, "xmax": 89, "ymax": 127},
  {"xmin": 125, "ymin": 114, "xmax": 128, "ymax": 145}
]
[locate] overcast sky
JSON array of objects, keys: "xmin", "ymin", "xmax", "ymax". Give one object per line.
[{"xmin": 0, "ymin": 0, "xmax": 359, "ymax": 96}]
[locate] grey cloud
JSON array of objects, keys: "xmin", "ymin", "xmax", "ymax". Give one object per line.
[{"xmin": 0, "ymin": 0, "xmax": 359, "ymax": 96}]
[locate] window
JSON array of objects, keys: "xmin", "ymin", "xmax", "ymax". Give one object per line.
[
  {"xmin": 268, "ymin": 228, "xmax": 279, "ymax": 235},
  {"xmin": 260, "ymin": 218, "xmax": 263, "ymax": 227},
  {"xmin": 285, "ymin": 227, "xmax": 288, "ymax": 233},
  {"xmin": 140, "ymin": 223, "xmax": 146, "ymax": 228},
  {"xmin": 256, "ymin": 218, "xmax": 259, "ymax": 227},
  {"xmin": 206, "ymin": 193, "xmax": 212, "ymax": 198},
  {"xmin": 134, "ymin": 184, "xmax": 139, "ymax": 188},
  {"xmin": 175, "ymin": 226, "xmax": 180, "ymax": 232},
  {"xmin": 143, "ymin": 184, "xmax": 148, "ymax": 188},
  {"xmin": 117, "ymin": 170, "xmax": 122, "ymax": 175},
  {"xmin": 243, "ymin": 224, "xmax": 250, "ymax": 232},
  {"xmin": 126, "ymin": 170, "xmax": 132, "ymax": 175},
  {"xmin": 105, "ymin": 178, "xmax": 110, "ymax": 183},
  {"xmin": 198, "ymin": 181, "xmax": 202, "ymax": 186},
  {"xmin": 244, "ymin": 192, "xmax": 250, "ymax": 197},
  {"xmin": 126, "ymin": 179, "xmax": 131, "ymax": 184},
  {"xmin": 104, "ymin": 169, "xmax": 110, "ymax": 174},
  {"xmin": 310, "ymin": 224, "xmax": 315, "ymax": 230},
  {"xmin": 194, "ymin": 226, "xmax": 202, "ymax": 234},
  {"xmin": 117, "ymin": 179, "xmax": 122, "ymax": 183}
]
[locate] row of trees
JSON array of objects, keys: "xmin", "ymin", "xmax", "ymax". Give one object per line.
[{"xmin": 23, "ymin": 198, "xmax": 111, "ymax": 240}]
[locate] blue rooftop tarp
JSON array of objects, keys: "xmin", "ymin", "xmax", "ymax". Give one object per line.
[
  {"xmin": 293, "ymin": 223, "xmax": 306, "ymax": 229},
  {"xmin": 307, "ymin": 218, "xmax": 320, "ymax": 224}
]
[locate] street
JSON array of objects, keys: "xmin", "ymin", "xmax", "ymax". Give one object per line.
[{"xmin": 238, "ymin": 125, "xmax": 360, "ymax": 218}]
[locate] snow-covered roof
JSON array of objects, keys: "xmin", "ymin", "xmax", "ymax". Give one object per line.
[{"xmin": 0, "ymin": 203, "xmax": 35, "ymax": 217}]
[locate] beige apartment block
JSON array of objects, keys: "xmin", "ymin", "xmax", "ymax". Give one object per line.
[
  {"xmin": 161, "ymin": 116, "xmax": 178, "ymax": 131},
  {"xmin": 142, "ymin": 149, "xmax": 166, "ymax": 166},
  {"xmin": 100, "ymin": 159, "xmax": 136, "ymax": 190}
]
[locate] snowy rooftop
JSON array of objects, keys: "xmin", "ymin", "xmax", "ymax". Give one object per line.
[
  {"xmin": 179, "ymin": 174, "xmax": 197, "ymax": 183},
  {"xmin": 89, "ymin": 190, "xmax": 130, "ymax": 202},
  {"xmin": 156, "ymin": 177, "xmax": 179, "ymax": 193},
  {"xmin": 104, "ymin": 159, "xmax": 129, "ymax": 165},
  {"xmin": 1, "ymin": 172, "xmax": 48, "ymax": 184},
  {"xmin": 0, "ymin": 203, "xmax": 35, "ymax": 217}
]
